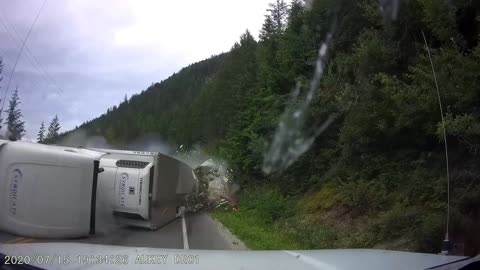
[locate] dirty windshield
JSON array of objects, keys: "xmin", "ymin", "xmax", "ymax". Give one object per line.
[{"xmin": 0, "ymin": 0, "xmax": 479, "ymax": 269}]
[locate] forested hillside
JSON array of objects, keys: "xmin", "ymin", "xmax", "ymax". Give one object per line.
[{"xmin": 63, "ymin": 0, "xmax": 480, "ymax": 254}]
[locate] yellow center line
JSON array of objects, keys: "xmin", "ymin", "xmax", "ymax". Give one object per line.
[
  {"xmin": 1, "ymin": 237, "xmax": 36, "ymax": 244},
  {"xmin": 15, "ymin": 238, "xmax": 35, "ymax": 244},
  {"xmin": 2, "ymin": 237, "xmax": 25, "ymax": 244}
]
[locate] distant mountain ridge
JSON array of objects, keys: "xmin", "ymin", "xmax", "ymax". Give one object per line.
[{"xmin": 61, "ymin": 52, "xmax": 227, "ymax": 146}]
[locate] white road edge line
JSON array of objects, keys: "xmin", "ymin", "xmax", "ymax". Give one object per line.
[{"xmin": 182, "ymin": 212, "xmax": 189, "ymax": 250}]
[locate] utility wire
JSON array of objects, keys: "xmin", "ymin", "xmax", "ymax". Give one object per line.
[
  {"xmin": 1, "ymin": 0, "xmax": 47, "ymax": 114},
  {"xmin": 0, "ymin": 49, "xmax": 44, "ymax": 93},
  {"xmin": 0, "ymin": 13, "xmax": 64, "ymax": 94},
  {"xmin": 0, "ymin": 17, "xmax": 50, "ymax": 83},
  {"xmin": 0, "ymin": 17, "xmax": 52, "ymax": 92}
]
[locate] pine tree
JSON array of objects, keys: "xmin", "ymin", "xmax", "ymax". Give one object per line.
[
  {"xmin": 37, "ymin": 121, "xmax": 46, "ymax": 142},
  {"xmin": 0, "ymin": 96, "xmax": 2, "ymax": 135},
  {"xmin": 5, "ymin": 87, "xmax": 26, "ymax": 140},
  {"xmin": 46, "ymin": 115, "xmax": 61, "ymax": 140},
  {"xmin": 0, "ymin": 58, "xmax": 3, "ymax": 133},
  {"xmin": 267, "ymin": 0, "xmax": 288, "ymax": 33},
  {"xmin": 0, "ymin": 98, "xmax": 3, "ymax": 134},
  {"xmin": 260, "ymin": 15, "xmax": 276, "ymax": 41}
]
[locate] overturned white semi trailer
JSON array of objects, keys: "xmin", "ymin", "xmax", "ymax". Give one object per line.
[{"xmin": 0, "ymin": 139, "xmax": 196, "ymax": 238}]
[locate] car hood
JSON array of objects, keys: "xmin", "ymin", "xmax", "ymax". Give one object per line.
[{"xmin": 0, "ymin": 243, "xmax": 470, "ymax": 270}]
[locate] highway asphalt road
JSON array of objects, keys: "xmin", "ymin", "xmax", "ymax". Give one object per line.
[{"xmin": 0, "ymin": 212, "xmax": 240, "ymax": 250}]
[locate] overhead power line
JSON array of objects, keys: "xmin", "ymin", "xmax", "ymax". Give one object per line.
[
  {"xmin": 1, "ymin": 0, "xmax": 47, "ymax": 114},
  {"xmin": 0, "ymin": 14, "xmax": 64, "ymax": 95},
  {"xmin": 0, "ymin": 17, "xmax": 52, "ymax": 91},
  {"xmin": 0, "ymin": 48, "xmax": 44, "ymax": 93}
]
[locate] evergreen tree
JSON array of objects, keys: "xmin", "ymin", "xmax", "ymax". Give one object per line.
[
  {"xmin": 260, "ymin": 15, "xmax": 276, "ymax": 41},
  {"xmin": 267, "ymin": 0, "xmax": 288, "ymax": 33},
  {"xmin": 46, "ymin": 115, "xmax": 61, "ymax": 140},
  {"xmin": 0, "ymin": 96, "xmax": 2, "ymax": 134},
  {"xmin": 37, "ymin": 121, "xmax": 46, "ymax": 142},
  {"xmin": 0, "ymin": 58, "xmax": 3, "ymax": 132},
  {"xmin": 5, "ymin": 87, "xmax": 25, "ymax": 140}
]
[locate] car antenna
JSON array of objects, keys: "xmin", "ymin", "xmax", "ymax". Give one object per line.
[{"xmin": 421, "ymin": 30, "xmax": 451, "ymax": 255}]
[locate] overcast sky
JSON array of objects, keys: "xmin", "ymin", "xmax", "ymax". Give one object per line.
[{"xmin": 0, "ymin": 0, "xmax": 277, "ymax": 140}]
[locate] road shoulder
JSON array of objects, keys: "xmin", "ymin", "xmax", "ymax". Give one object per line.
[{"xmin": 210, "ymin": 214, "xmax": 248, "ymax": 250}]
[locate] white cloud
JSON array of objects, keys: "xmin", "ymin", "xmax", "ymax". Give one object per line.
[{"xmin": 114, "ymin": 0, "xmax": 271, "ymax": 62}]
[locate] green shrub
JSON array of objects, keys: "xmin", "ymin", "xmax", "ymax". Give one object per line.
[
  {"xmin": 290, "ymin": 222, "xmax": 338, "ymax": 249},
  {"xmin": 403, "ymin": 168, "xmax": 446, "ymax": 209},
  {"xmin": 240, "ymin": 186, "xmax": 288, "ymax": 224},
  {"xmin": 298, "ymin": 180, "xmax": 340, "ymax": 214},
  {"xmin": 374, "ymin": 204, "xmax": 421, "ymax": 240},
  {"xmin": 336, "ymin": 229, "xmax": 378, "ymax": 248},
  {"xmin": 339, "ymin": 179, "xmax": 388, "ymax": 215},
  {"xmin": 412, "ymin": 212, "xmax": 445, "ymax": 253}
]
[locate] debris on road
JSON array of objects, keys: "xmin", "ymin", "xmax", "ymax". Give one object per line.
[{"xmin": 184, "ymin": 159, "xmax": 236, "ymax": 212}]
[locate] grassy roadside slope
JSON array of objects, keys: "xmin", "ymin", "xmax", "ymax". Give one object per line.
[
  {"xmin": 212, "ymin": 186, "xmax": 307, "ymax": 250},
  {"xmin": 212, "ymin": 181, "xmax": 447, "ymax": 252},
  {"xmin": 212, "ymin": 208, "xmax": 304, "ymax": 250}
]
